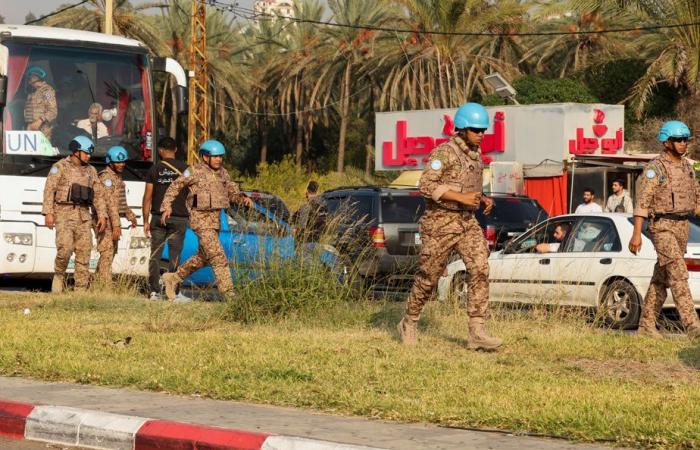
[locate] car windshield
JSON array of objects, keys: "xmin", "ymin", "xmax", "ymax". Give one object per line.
[
  {"xmin": 631, "ymin": 217, "xmax": 700, "ymax": 243},
  {"xmin": 1, "ymin": 41, "xmax": 154, "ymax": 178},
  {"xmin": 227, "ymin": 204, "xmax": 287, "ymax": 236},
  {"xmin": 381, "ymin": 193, "xmax": 425, "ymax": 223},
  {"xmin": 477, "ymin": 197, "xmax": 548, "ymax": 225}
]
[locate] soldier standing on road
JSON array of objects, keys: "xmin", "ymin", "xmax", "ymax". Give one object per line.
[
  {"xmin": 42, "ymin": 136, "xmax": 108, "ymax": 293},
  {"xmin": 159, "ymin": 140, "xmax": 253, "ymax": 301},
  {"xmin": 24, "ymin": 66, "xmax": 58, "ymax": 140},
  {"xmin": 94, "ymin": 146, "xmax": 138, "ymax": 284},
  {"xmin": 397, "ymin": 103, "xmax": 502, "ymax": 350},
  {"xmin": 629, "ymin": 120, "xmax": 700, "ymax": 339}
]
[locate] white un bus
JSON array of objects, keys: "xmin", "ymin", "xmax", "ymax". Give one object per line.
[{"xmin": 0, "ymin": 25, "xmax": 187, "ymax": 280}]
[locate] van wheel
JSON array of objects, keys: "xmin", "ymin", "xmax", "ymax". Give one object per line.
[{"xmin": 598, "ymin": 280, "xmax": 641, "ymax": 330}]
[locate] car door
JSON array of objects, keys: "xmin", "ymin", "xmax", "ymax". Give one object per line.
[
  {"xmin": 490, "ymin": 219, "xmax": 563, "ymax": 303},
  {"xmin": 542, "ymin": 216, "xmax": 623, "ymax": 307}
]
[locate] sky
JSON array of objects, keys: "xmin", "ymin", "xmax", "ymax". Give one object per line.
[{"xmin": 0, "ymin": 0, "xmax": 258, "ymax": 25}]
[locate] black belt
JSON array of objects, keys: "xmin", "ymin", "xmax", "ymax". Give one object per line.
[{"xmin": 653, "ymin": 213, "xmax": 689, "ymax": 221}]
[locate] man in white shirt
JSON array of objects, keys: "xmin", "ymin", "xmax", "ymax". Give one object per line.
[
  {"xmin": 604, "ymin": 178, "xmax": 634, "ymax": 213},
  {"xmin": 76, "ymin": 103, "xmax": 109, "ymax": 141},
  {"xmin": 575, "ymin": 187, "xmax": 603, "ymax": 214}
]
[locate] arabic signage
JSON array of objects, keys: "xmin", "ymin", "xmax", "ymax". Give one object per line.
[{"xmin": 375, "ymin": 103, "xmax": 625, "ymax": 171}]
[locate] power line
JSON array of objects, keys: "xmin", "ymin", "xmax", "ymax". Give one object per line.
[
  {"xmin": 210, "ymin": 0, "xmax": 700, "ymax": 37},
  {"xmin": 24, "ymin": 0, "xmax": 91, "ymax": 25}
]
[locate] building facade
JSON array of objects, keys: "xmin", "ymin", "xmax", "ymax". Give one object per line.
[{"xmin": 254, "ymin": 0, "xmax": 294, "ymax": 18}]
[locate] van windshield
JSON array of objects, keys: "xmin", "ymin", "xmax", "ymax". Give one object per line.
[{"xmin": 1, "ymin": 40, "xmax": 154, "ymax": 179}]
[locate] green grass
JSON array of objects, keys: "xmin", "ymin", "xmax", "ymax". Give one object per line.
[{"xmin": 1, "ymin": 291, "xmax": 700, "ymax": 449}]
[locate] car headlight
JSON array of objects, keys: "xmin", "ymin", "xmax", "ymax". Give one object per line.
[
  {"xmin": 4, "ymin": 233, "xmax": 32, "ymax": 246},
  {"xmin": 129, "ymin": 237, "xmax": 150, "ymax": 249}
]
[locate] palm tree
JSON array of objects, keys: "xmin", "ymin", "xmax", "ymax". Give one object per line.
[
  {"xmin": 377, "ymin": 0, "xmax": 526, "ymax": 112},
  {"xmin": 324, "ymin": 0, "xmax": 391, "ymax": 173},
  {"xmin": 44, "ymin": 0, "xmax": 167, "ymax": 54},
  {"xmin": 523, "ymin": 1, "xmax": 636, "ymax": 78}
]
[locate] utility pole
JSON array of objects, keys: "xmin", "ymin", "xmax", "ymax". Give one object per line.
[
  {"xmin": 104, "ymin": 0, "xmax": 113, "ymax": 35},
  {"xmin": 187, "ymin": 0, "xmax": 209, "ymax": 165}
]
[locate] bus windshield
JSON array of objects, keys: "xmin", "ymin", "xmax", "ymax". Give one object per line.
[{"xmin": 1, "ymin": 40, "xmax": 154, "ymax": 179}]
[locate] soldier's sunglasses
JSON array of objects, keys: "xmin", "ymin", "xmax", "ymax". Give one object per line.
[
  {"xmin": 467, "ymin": 127, "xmax": 487, "ymax": 134},
  {"xmin": 669, "ymin": 137, "xmax": 690, "ymax": 143}
]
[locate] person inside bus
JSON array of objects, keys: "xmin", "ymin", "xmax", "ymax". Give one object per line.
[
  {"xmin": 23, "ymin": 66, "xmax": 58, "ymax": 140},
  {"xmin": 76, "ymin": 103, "xmax": 109, "ymax": 141}
]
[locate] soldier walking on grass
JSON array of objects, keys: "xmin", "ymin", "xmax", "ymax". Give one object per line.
[
  {"xmin": 629, "ymin": 121, "xmax": 700, "ymax": 339},
  {"xmin": 42, "ymin": 136, "xmax": 108, "ymax": 293},
  {"xmin": 397, "ymin": 103, "xmax": 502, "ymax": 350},
  {"xmin": 159, "ymin": 140, "xmax": 253, "ymax": 301},
  {"xmin": 94, "ymin": 146, "xmax": 138, "ymax": 284}
]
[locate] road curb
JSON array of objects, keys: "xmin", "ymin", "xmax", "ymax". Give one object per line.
[{"xmin": 0, "ymin": 399, "xmax": 386, "ymax": 450}]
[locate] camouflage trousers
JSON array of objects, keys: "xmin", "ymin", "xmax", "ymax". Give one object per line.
[
  {"xmin": 406, "ymin": 215, "xmax": 490, "ymax": 321},
  {"xmin": 639, "ymin": 218, "xmax": 699, "ymax": 329},
  {"xmin": 176, "ymin": 228, "xmax": 233, "ymax": 294},
  {"xmin": 94, "ymin": 221, "xmax": 119, "ymax": 283},
  {"xmin": 54, "ymin": 213, "xmax": 93, "ymax": 289}
]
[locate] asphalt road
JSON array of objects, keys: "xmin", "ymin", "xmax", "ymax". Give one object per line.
[{"xmin": 0, "ymin": 437, "xmax": 90, "ymax": 449}]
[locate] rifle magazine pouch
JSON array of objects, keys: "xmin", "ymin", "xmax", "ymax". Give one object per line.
[{"xmin": 69, "ymin": 184, "xmax": 94, "ymax": 205}]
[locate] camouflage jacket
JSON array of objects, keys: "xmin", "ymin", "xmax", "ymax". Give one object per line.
[
  {"xmin": 24, "ymin": 82, "xmax": 57, "ymax": 125},
  {"xmin": 634, "ymin": 151, "xmax": 700, "ymax": 218},
  {"xmin": 97, "ymin": 166, "xmax": 137, "ymax": 228},
  {"xmin": 42, "ymin": 157, "xmax": 108, "ymax": 222},
  {"xmin": 160, "ymin": 162, "xmax": 244, "ymax": 230}
]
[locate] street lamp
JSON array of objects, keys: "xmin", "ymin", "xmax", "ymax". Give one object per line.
[{"xmin": 484, "ymin": 72, "xmax": 520, "ymax": 105}]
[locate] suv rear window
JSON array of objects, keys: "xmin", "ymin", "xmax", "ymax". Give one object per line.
[
  {"xmin": 477, "ymin": 197, "xmax": 547, "ymax": 225},
  {"xmin": 381, "ymin": 194, "xmax": 425, "ymax": 223}
]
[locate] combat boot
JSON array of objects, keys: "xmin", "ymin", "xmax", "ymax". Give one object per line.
[
  {"xmin": 161, "ymin": 272, "xmax": 181, "ymax": 301},
  {"xmin": 637, "ymin": 325, "xmax": 663, "ymax": 339},
  {"xmin": 51, "ymin": 274, "xmax": 64, "ymax": 294},
  {"xmin": 687, "ymin": 322, "xmax": 700, "ymax": 340},
  {"xmin": 397, "ymin": 316, "xmax": 417, "ymax": 345},
  {"xmin": 468, "ymin": 318, "xmax": 503, "ymax": 351}
]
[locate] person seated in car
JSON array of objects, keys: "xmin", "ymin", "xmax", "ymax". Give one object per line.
[
  {"xmin": 536, "ymin": 223, "xmax": 569, "ymax": 253},
  {"xmin": 76, "ymin": 103, "xmax": 109, "ymax": 141}
]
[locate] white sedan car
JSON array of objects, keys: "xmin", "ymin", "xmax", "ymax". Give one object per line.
[{"xmin": 437, "ymin": 213, "xmax": 700, "ymax": 329}]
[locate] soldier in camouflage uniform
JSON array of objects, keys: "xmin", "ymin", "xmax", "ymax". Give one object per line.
[
  {"xmin": 24, "ymin": 67, "xmax": 57, "ymax": 140},
  {"xmin": 94, "ymin": 146, "xmax": 138, "ymax": 283},
  {"xmin": 160, "ymin": 140, "xmax": 253, "ymax": 301},
  {"xmin": 42, "ymin": 136, "xmax": 108, "ymax": 293},
  {"xmin": 630, "ymin": 120, "xmax": 700, "ymax": 339},
  {"xmin": 397, "ymin": 103, "xmax": 502, "ymax": 350}
]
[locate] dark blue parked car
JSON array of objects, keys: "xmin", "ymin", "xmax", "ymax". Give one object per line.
[{"xmin": 163, "ymin": 203, "xmax": 336, "ymax": 287}]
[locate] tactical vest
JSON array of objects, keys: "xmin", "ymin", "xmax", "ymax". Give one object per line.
[
  {"xmin": 651, "ymin": 156, "xmax": 697, "ymax": 214},
  {"xmin": 54, "ymin": 159, "xmax": 94, "ymax": 206},
  {"xmin": 437, "ymin": 140, "xmax": 483, "ymax": 211},
  {"xmin": 189, "ymin": 165, "xmax": 230, "ymax": 211},
  {"xmin": 99, "ymin": 169, "xmax": 130, "ymax": 216}
]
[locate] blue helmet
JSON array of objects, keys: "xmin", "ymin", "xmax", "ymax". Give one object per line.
[
  {"xmin": 106, "ymin": 146, "xmax": 128, "ymax": 164},
  {"xmin": 199, "ymin": 139, "xmax": 225, "ymax": 157},
  {"xmin": 658, "ymin": 120, "xmax": 691, "ymax": 142},
  {"xmin": 69, "ymin": 136, "xmax": 95, "ymax": 154},
  {"xmin": 454, "ymin": 103, "xmax": 490, "ymax": 129},
  {"xmin": 26, "ymin": 66, "xmax": 47, "ymax": 80}
]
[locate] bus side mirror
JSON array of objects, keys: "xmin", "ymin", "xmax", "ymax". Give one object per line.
[
  {"xmin": 176, "ymin": 85, "xmax": 188, "ymax": 115},
  {"xmin": 0, "ymin": 76, "xmax": 7, "ymax": 107}
]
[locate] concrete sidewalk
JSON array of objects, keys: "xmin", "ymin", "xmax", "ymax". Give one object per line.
[{"xmin": 0, "ymin": 376, "xmax": 614, "ymax": 450}]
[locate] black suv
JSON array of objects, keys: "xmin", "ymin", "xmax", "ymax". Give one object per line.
[
  {"xmin": 320, "ymin": 186, "xmax": 424, "ymax": 292},
  {"xmin": 476, "ymin": 193, "xmax": 549, "ymax": 250}
]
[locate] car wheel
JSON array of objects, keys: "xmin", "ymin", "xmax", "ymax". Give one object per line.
[
  {"xmin": 598, "ymin": 279, "xmax": 641, "ymax": 330},
  {"xmin": 450, "ymin": 271, "xmax": 469, "ymax": 306}
]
